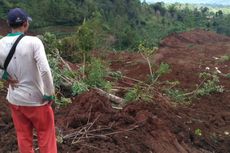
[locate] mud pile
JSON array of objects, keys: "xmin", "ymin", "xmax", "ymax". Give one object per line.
[
  {"xmin": 155, "ymin": 29, "xmax": 230, "ymax": 89},
  {"xmin": 107, "ymin": 30, "xmax": 230, "ymax": 153},
  {"xmin": 1, "ymin": 29, "xmax": 230, "ymax": 153},
  {"xmin": 160, "ymin": 29, "xmax": 230, "ymax": 48},
  {"xmin": 56, "ymin": 89, "xmax": 206, "ymax": 153}
]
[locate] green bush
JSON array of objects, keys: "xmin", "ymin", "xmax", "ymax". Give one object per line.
[
  {"xmin": 72, "ymin": 81, "xmax": 89, "ymax": 96},
  {"xmin": 55, "ymin": 97, "xmax": 72, "ymax": 107},
  {"xmin": 60, "ymin": 36, "xmax": 81, "ymax": 62},
  {"xmin": 152, "ymin": 63, "xmax": 171, "ymax": 83},
  {"xmin": 124, "ymin": 85, "xmax": 152, "ymax": 103},
  {"xmin": 40, "ymin": 32, "xmax": 60, "ymax": 54},
  {"xmin": 85, "ymin": 58, "xmax": 112, "ymax": 91},
  {"xmin": 195, "ymin": 72, "xmax": 224, "ymax": 96},
  {"xmin": 165, "ymin": 89, "xmax": 188, "ymax": 103}
]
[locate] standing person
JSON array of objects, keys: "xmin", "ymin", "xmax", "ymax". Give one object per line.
[{"xmin": 0, "ymin": 8, "xmax": 57, "ymax": 153}]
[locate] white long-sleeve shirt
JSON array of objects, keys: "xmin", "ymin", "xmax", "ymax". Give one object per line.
[{"xmin": 0, "ymin": 32, "xmax": 54, "ymax": 106}]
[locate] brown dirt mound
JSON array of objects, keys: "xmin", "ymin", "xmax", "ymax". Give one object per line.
[
  {"xmin": 160, "ymin": 29, "xmax": 230, "ymax": 48},
  {"xmin": 1, "ymin": 30, "xmax": 229, "ymax": 153},
  {"xmin": 56, "ymin": 89, "xmax": 207, "ymax": 153},
  {"xmin": 107, "ymin": 52, "xmax": 150, "ymax": 81},
  {"xmin": 138, "ymin": 29, "xmax": 230, "ymax": 91},
  {"xmin": 106, "ymin": 30, "xmax": 230, "ymax": 153},
  {"xmin": 177, "ymin": 93, "xmax": 230, "ymax": 153}
]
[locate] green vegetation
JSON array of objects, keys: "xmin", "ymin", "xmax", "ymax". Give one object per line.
[
  {"xmin": 166, "ymin": 89, "xmax": 188, "ymax": 103},
  {"xmin": 124, "ymin": 85, "xmax": 152, "ymax": 102},
  {"xmin": 196, "ymin": 72, "xmax": 224, "ymax": 96},
  {"xmin": 195, "ymin": 128, "xmax": 202, "ymax": 136},
  {"xmin": 152, "ymin": 63, "xmax": 171, "ymax": 83},
  {"xmin": 1, "ymin": 1, "xmax": 228, "ymax": 105},
  {"xmin": 41, "ymin": 33, "xmax": 112, "ymax": 106},
  {"xmin": 55, "ymin": 97, "xmax": 72, "ymax": 107},
  {"xmin": 165, "ymin": 72, "xmax": 224, "ymax": 103},
  {"xmin": 138, "ymin": 44, "xmax": 157, "ymax": 82},
  {"xmin": 85, "ymin": 58, "xmax": 112, "ymax": 91},
  {"xmin": 219, "ymin": 55, "xmax": 230, "ymax": 62},
  {"xmin": 138, "ymin": 44, "xmax": 171, "ymax": 84},
  {"xmin": 72, "ymin": 81, "xmax": 89, "ymax": 96},
  {"xmin": 1, "ymin": 1, "xmax": 230, "ymax": 50}
]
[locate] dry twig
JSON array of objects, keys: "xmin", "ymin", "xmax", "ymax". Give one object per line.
[{"xmin": 62, "ymin": 116, "xmax": 140, "ymax": 145}]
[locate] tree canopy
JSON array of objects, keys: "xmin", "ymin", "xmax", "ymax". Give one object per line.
[{"xmin": 0, "ymin": 0, "xmax": 230, "ymax": 50}]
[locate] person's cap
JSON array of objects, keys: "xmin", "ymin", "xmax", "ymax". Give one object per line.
[{"xmin": 7, "ymin": 8, "xmax": 32, "ymax": 25}]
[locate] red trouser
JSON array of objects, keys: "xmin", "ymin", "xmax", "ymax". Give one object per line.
[{"xmin": 10, "ymin": 104, "xmax": 57, "ymax": 153}]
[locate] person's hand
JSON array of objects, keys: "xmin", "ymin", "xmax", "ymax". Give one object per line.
[
  {"xmin": 8, "ymin": 76, "xmax": 18, "ymax": 89},
  {"xmin": 42, "ymin": 95, "xmax": 55, "ymax": 105},
  {"xmin": 42, "ymin": 99, "xmax": 54, "ymax": 105}
]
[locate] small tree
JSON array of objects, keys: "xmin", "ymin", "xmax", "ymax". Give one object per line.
[
  {"xmin": 138, "ymin": 43, "xmax": 157, "ymax": 83},
  {"xmin": 77, "ymin": 19, "xmax": 95, "ymax": 78}
]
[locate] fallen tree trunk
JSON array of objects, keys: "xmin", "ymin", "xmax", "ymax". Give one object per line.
[{"xmin": 95, "ymin": 88, "xmax": 125, "ymax": 107}]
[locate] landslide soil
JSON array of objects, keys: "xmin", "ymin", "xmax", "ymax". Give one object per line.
[
  {"xmin": 107, "ymin": 29, "xmax": 230, "ymax": 153},
  {"xmin": 0, "ymin": 25, "xmax": 230, "ymax": 153}
]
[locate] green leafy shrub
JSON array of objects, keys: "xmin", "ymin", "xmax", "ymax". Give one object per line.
[
  {"xmin": 40, "ymin": 32, "xmax": 61, "ymax": 54},
  {"xmin": 125, "ymin": 88, "xmax": 139, "ymax": 102},
  {"xmin": 165, "ymin": 89, "xmax": 188, "ymax": 103},
  {"xmin": 124, "ymin": 85, "xmax": 152, "ymax": 102},
  {"xmin": 72, "ymin": 81, "xmax": 89, "ymax": 96},
  {"xmin": 77, "ymin": 19, "xmax": 96, "ymax": 52},
  {"xmin": 138, "ymin": 43, "xmax": 158, "ymax": 82},
  {"xmin": 195, "ymin": 72, "xmax": 224, "ymax": 96},
  {"xmin": 60, "ymin": 36, "xmax": 81, "ymax": 62},
  {"xmin": 55, "ymin": 97, "xmax": 72, "ymax": 107},
  {"xmin": 108, "ymin": 71, "xmax": 123, "ymax": 80},
  {"xmin": 165, "ymin": 72, "xmax": 224, "ymax": 103},
  {"xmin": 85, "ymin": 58, "xmax": 112, "ymax": 91},
  {"xmin": 47, "ymin": 54, "xmax": 61, "ymax": 88},
  {"xmin": 152, "ymin": 63, "xmax": 171, "ymax": 83},
  {"xmin": 195, "ymin": 128, "xmax": 202, "ymax": 136}
]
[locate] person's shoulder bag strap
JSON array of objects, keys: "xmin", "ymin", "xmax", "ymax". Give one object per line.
[{"xmin": 3, "ymin": 34, "xmax": 25, "ymax": 70}]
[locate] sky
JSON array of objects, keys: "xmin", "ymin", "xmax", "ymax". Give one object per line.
[{"xmin": 143, "ymin": 0, "xmax": 230, "ymax": 5}]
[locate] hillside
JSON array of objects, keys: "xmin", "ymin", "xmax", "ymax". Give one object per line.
[
  {"xmin": 1, "ymin": 0, "xmax": 230, "ymax": 50},
  {"xmin": 1, "ymin": 27, "xmax": 230, "ymax": 152},
  {"xmin": 1, "ymin": 1, "xmax": 230, "ymax": 152}
]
